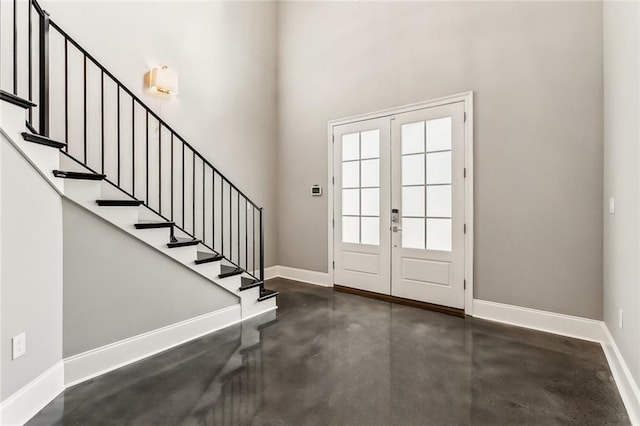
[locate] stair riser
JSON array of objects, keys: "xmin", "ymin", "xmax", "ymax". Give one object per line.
[
  {"xmin": 63, "ymin": 179, "xmax": 101, "ymax": 206},
  {"xmin": 129, "ymin": 227, "xmax": 171, "ymax": 247},
  {"xmin": 164, "ymin": 245, "xmax": 199, "ymax": 264},
  {"xmin": 214, "ymin": 275, "xmax": 242, "ymax": 294},
  {"xmin": 93, "ymin": 206, "xmax": 140, "ymax": 227},
  {"xmin": 242, "ymin": 289, "xmax": 276, "ymax": 319},
  {"xmin": 193, "ymin": 261, "xmax": 222, "ymax": 281}
]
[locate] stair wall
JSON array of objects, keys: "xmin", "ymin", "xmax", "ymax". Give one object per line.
[
  {"xmin": 62, "ymin": 198, "xmax": 238, "ymax": 358},
  {"xmin": 0, "ymin": 107, "xmax": 63, "ymax": 402}
]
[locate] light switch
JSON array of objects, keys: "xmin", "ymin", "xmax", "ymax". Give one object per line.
[{"xmin": 609, "ymin": 197, "xmax": 615, "ymax": 214}]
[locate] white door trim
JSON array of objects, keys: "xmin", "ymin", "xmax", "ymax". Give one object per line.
[{"xmin": 327, "ymin": 91, "xmax": 475, "ymax": 315}]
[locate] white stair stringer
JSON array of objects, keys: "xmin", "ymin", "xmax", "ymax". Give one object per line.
[
  {"xmin": 0, "ymin": 103, "xmax": 276, "ymax": 321},
  {"xmin": 0, "ymin": 101, "xmax": 64, "ymax": 194}
]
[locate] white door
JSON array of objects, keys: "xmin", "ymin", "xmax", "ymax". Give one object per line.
[
  {"xmin": 333, "ymin": 101, "xmax": 466, "ymax": 309},
  {"xmin": 333, "ymin": 118, "xmax": 391, "ymax": 294},
  {"xmin": 390, "ymin": 102, "xmax": 465, "ymax": 308}
]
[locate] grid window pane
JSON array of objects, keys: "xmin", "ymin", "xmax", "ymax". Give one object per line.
[
  {"xmin": 402, "ymin": 154, "xmax": 425, "ymax": 185},
  {"xmin": 427, "ymin": 218, "xmax": 452, "ymax": 251},
  {"xmin": 342, "ymin": 216, "xmax": 360, "ymax": 243},
  {"xmin": 342, "ymin": 133, "xmax": 359, "ymax": 161},
  {"xmin": 361, "ymin": 188, "xmax": 380, "ymax": 216},
  {"xmin": 426, "ymin": 185, "xmax": 452, "ymax": 218},
  {"xmin": 361, "ymin": 130, "xmax": 380, "ymax": 159},
  {"xmin": 426, "ymin": 117, "xmax": 452, "ymax": 152},
  {"xmin": 426, "ymin": 151, "xmax": 451, "ymax": 184},
  {"xmin": 361, "ymin": 159, "xmax": 380, "ymax": 187},
  {"xmin": 361, "ymin": 217, "xmax": 380, "ymax": 245},
  {"xmin": 402, "ymin": 121, "xmax": 425, "ymax": 155},
  {"xmin": 402, "ymin": 218, "xmax": 425, "ymax": 249},
  {"xmin": 342, "ymin": 189, "xmax": 359, "ymax": 216},
  {"xmin": 342, "ymin": 161, "xmax": 359, "ymax": 188},
  {"xmin": 402, "ymin": 186, "xmax": 425, "ymax": 217}
]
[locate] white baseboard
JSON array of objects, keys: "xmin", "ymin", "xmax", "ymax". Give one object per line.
[
  {"xmin": 265, "ymin": 265, "xmax": 332, "ymax": 287},
  {"xmin": 64, "ymin": 304, "xmax": 242, "ymax": 387},
  {"xmin": 601, "ymin": 325, "xmax": 640, "ymax": 425},
  {"xmin": 0, "ymin": 361, "xmax": 64, "ymax": 426},
  {"xmin": 472, "ymin": 299, "xmax": 604, "ymax": 342}
]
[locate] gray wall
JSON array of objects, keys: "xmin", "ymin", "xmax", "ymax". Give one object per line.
[
  {"xmin": 0, "ymin": 137, "xmax": 63, "ymax": 401},
  {"xmin": 277, "ymin": 1, "xmax": 604, "ymax": 319},
  {"xmin": 63, "ymin": 199, "xmax": 238, "ymax": 358},
  {"xmin": 603, "ymin": 1, "xmax": 640, "ymax": 387},
  {"xmin": 42, "ymin": 0, "xmax": 280, "ymax": 267}
]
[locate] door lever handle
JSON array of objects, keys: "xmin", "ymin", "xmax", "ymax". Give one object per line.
[{"xmin": 392, "ymin": 226, "xmax": 402, "ymax": 232}]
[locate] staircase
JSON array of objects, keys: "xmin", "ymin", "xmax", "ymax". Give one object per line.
[{"xmin": 0, "ymin": 0, "xmax": 277, "ymax": 319}]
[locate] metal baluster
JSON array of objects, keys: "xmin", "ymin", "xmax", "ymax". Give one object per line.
[
  {"xmin": 83, "ymin": 55, "xmax": 87, "ymax": 162},
  {"xmin": 101, "ymin": 71, "xmax": 104, "ymax": 173},
  {"xmin": 13, "ymin": 0, "xmax": 17, "ymax": 94},
  {"xmin": 28, "ymin": 0, "xmax": 32, "ymax": 123},
  {"xmin": 170, "ymin": 134, "xmax": 174, "ymax": 220},
  {"xmin": 202, "ymin": 161, "xmax": 205, "ymax": 244},
  {"xmin": 116, "ymin": 87, "xmax": 121, "ymax": 183},
  {"xmin": 38, "ymin": 9, "xmax": 49, "ymax": 136},
  {"xmin": 64, "ymin": 39, "xmax": 68, "ymax": 148},
  {"xmin": 145, "ymin": 111, "xmax": 150, "ymax": 202},
  {"xmin": 192, "ymin": 151, "xmax": 195, "ymax": 236},
  {"xmin": 159, "ymin": 123, "xmax": 162, "ymax": 213},
  {"xmin": 131, "ymin": 98, "xmax": 135, "ymax": 195}
]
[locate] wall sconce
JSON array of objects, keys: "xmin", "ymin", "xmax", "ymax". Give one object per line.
[{"xmin": 148, "ymin": 66, "xmax": 178, "ymax": 95}]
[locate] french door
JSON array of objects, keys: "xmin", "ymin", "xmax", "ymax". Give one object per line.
[{"xmin": 333, "ymin": 101, "xmax": 466, "ymax": 309}]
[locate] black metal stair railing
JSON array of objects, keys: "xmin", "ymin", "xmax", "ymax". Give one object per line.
[{"xmin": 0, "ymin": 0, "xmax": 265, "ymax": 284}]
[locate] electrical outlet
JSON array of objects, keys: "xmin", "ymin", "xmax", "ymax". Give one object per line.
[
  {"xmin": 12, "ymin": 333, "xmax": 26, "ymax": 360},
  {"xmin": 609, "ymin": 197, "xmax": 615, "ymax": 214},
  {"xmin": 619, "ymin": 309, "xmax": 623, "ymax": 329}
]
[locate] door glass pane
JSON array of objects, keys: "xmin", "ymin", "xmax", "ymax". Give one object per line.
[
  {"xmin": 361, "ymin": 217, "xmax": 379, "ymax": 245},
  {"xmin": 342, "ymin": 133, "xmax": 359, "ymax": 161},
  {"xmin": 342, "ymin": 216, "xmax": 360, "ymax": 243},
  {"xmin": 342, "ymin": 161, "xmax": 359, "ymax": 188},
  {"xmin": 402, "ymin": 121, "xmax": 425, "ymax": 155},
  {"xmin": 402, "ymin": 154, "xmax": 425, "ymax": 185},
  {"xmin": 342, "ymin": 189, "xmax": 359, "ymax": 216},
  {"xmin": 361, "ymin": 130, "xmax": 380, "ymax": 159},
  {"xmin": 426, "ymin": 117, "xmax": 452, "ymax": 152},
  {"xmin": 426, "ymin": 185, "xmax": 451, "ymax": 217},
  {"xmin": 361, "ymin": 159, "xmax": 379, "ymax": 187},
  {"xmin": 361, "ymin": 188, "xmax": 380, "ymax": 216},
  {"xmin": 402, "ymin": 218, "xmax": 425, "ymax": 249},
  {"xmin": 426, "ymin": 151, "xmax": 451, "ymax": 184},
  {"xmin": 402, "ymin": 186, "xmax": 425, "ymax": 217},
  {"xmin": 427, "ymin": 218, "xmax": 452, "ymax": 251}
]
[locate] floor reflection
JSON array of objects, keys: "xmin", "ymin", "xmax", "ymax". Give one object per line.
[{"xmin": 28, "ymin": 278, "xmax": 629, "ymax": 425}]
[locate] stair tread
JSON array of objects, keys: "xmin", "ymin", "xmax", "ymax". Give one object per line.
[
  {"xmin": 219, "ymin": 265, "xmax": 244, "ymax": 279},
  {"xmin": 96, "ymin": 199, "xmax": 144, "ymax": 207},
  {"xmin": 53, "ymin": 170, "xmax": 106, "ymax": 180},
  {"xmin": 239, "ymin": 277, "xmax": 263, "ymax": 291},
  {"xmin": 167, "ymin": 237, "xmax": 200, "ymax": 248},
  {"xmin": 258, "ymin": 288, "xmax": 279, "ymax": 302},
  {"xmin": 0, "ymin": 90, "xmax": 36, "ymax": 109},
  {"xmin": 135, "ymin": 220, "xmax": 174, "ymax": 229},
  {"xmin": 195, "ymin": 252, "xmax": 224, "ymax": 265},
  {"xmin": 22, "ymin": 132, "xmax": 66, "ymax": 149}
]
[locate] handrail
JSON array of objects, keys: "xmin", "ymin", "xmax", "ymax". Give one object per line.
[
  {"xmin": 1, "ymin": 0, "xmax": 266, "ymax": 283},
  {"xmin": 47, "ymin": 20, "xmax": 260, "ymax": 210}
]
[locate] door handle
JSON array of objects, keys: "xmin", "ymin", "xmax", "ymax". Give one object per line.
[{"xmin": 392, "ymin": 226, "xmax": 402, "ymax": 232}]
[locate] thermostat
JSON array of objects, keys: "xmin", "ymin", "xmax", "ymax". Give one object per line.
[{"xmin": 311, "ymin": 185, "xmax": 323, "ymax": 196}]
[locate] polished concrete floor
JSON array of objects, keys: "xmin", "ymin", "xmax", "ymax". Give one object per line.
[{"xmin": 29, "ymin": 278, "xmax": 629, "ymax": 425}]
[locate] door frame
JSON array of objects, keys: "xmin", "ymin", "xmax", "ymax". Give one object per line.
[{"xmin": 327, "ymin": 91, "xmax": 475, "ymax": 316}]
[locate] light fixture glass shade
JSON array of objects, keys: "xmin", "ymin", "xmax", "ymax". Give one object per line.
[{"xmin": 149, "ymin": 66, "xmax": 178, "ymax": 95}]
